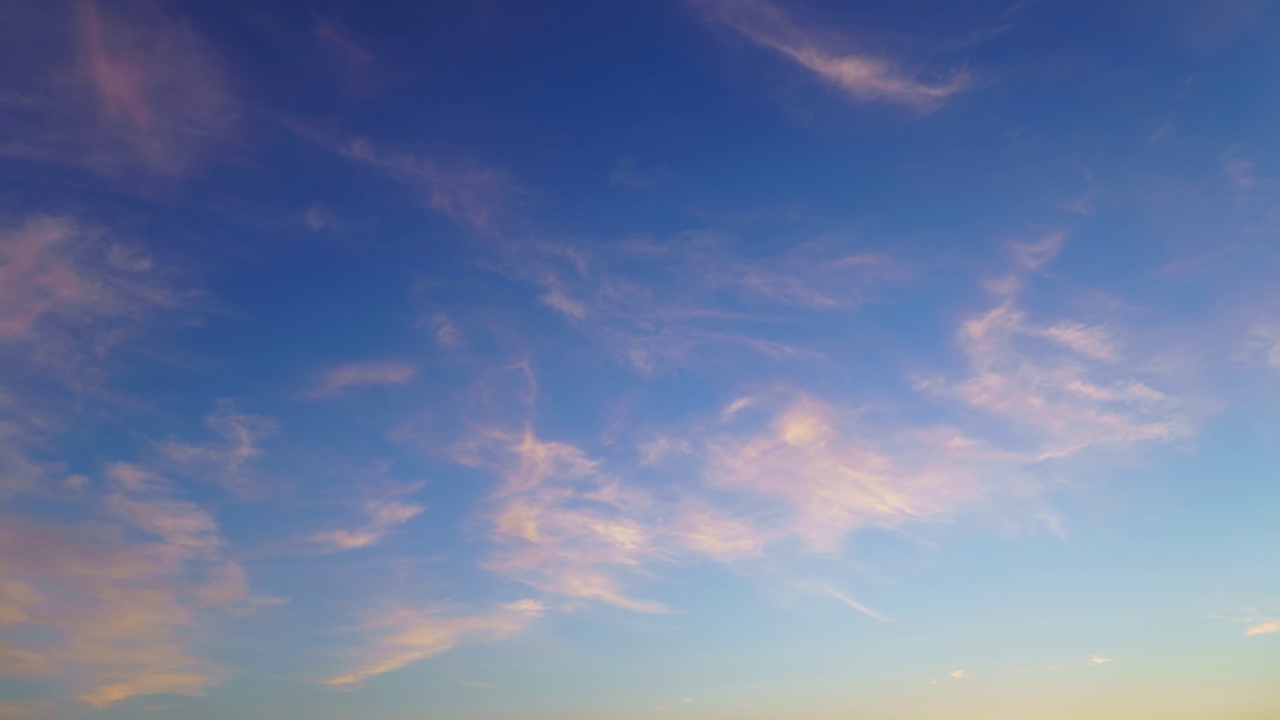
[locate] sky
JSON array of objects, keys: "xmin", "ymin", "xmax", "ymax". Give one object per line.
[{"xmin": 0, "ymin": 0, "xmax": 1278, "ymax": 718}]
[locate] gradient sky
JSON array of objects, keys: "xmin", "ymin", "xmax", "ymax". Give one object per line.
[{"xmin": 1, "ymin": 1, "xmax": 1279, "ymax": 718}]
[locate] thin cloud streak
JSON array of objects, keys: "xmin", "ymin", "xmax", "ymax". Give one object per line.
[
  {"xmin": 325, "ymin": 600, "xmax": 545, "ymax": 686},
  {"xmin": 823, "ymin": 586, "xmax": 891, "ymax": 622},
  {"xmin": 311, "ymin": 499, "xmax": 425, "ymax": 551},
  {"xmin": 694, "ymin": 0, "xmax": 971, "ymax": 110},
  {"xmin": 307, "ymin": 361, "xmax": 418, "ymax": 398}
]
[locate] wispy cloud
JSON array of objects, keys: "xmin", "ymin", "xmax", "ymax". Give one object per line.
[
  {"xmin": 325, "ymin": 600, "xmax": 544, "ymax": 686},
  {"xmin": 493, "ymin": 234, "xmax": 903, "ymax": 374},
  {"xmin": 823, "ymin": 586, "xmax": 891, "ymax": 622},
  {"xmin": 315, "ymin": 20, "xmax": 373, "ymax": 67},
  {"xmin": 311, "ymin": 499, "xmax": 425, "ymax": 551},
  {"xmin": 0, "ymin": 462, "xmax": 248, "ymax": 709},
  {"xmin": 0, "ymin": 215, "xmax": 182, "ymax": 346},
  {"xmin": 709, "ymin": 394, "xmax": 984, "ymax": 550},
  {"xmin": 918, "ymin": 234, "xmax": 1186, "ymax": 461},
  {"xmin": 307, "ymin": 361, "xmax": 418, "ymax": 398},
  {"xmin": 160, "ymin": 402, "xmax": 276, "ymax": 495},
  {"xmin": 470, "ymin": 427, "xmax": 670, "ymax": 613},
  {"xmin": 1245, "ymin": 619, "xmax": 1280, "ymax": 637},
  {"xmin": 0, "ymin": 1, "xmax": 235, "ymax": 176},
  {"xmin": 1087, "ymin": 654, "xmax": 1114, "ymax": 665},
  {"xmin": 693, "ymin": 0, "xmax": 971, "ymax": 110},
  {"xmin": 344, "ymin": 139, "xmax": 508, "ymax": 232}
]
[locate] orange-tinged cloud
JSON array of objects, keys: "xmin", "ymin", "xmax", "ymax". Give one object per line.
[
  {"xmin": 0, "ymin": 462, "xmax": 247, "ymax": 709},
  {"xmin": 1244, "ymin": 619, "xmax": 1280, "ymax": 637},
  {"xmin": 325, "ymin": 600, "xmax": 545, "ymax": 686}
]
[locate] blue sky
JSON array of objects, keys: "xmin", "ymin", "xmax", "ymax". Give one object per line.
[{"xmin": 1, "ymin": 0, "xmax": 1278, "ymax": 718}]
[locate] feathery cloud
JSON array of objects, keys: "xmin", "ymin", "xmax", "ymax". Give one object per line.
[
  {"xmin": 307, "ymin": 361, "xmax": 418, "ymax": 398},
  {"xmin": 325, "ymin": 600, "xmax": 545, "ymax": 686},
  {"xmin": 823, "ymin": 586, "xmax": 891, "ymax": 622},
  {"xmin": 344, "ymin": 139, "xmax": 507, "ymax": 232},
  {"xmin": 312, "ymin": 499, "xmax": 425, "ymax": 551},
  {"xmin": 0, "ymin": 1, "xmax": 235, "ymax": 176},
  {"xmin": 0, "ymin": 462, "xmax": 247, "ymax": 709},
  {"xmin": 160, "ymin": 403, "xmax": 276, "ymax": 494},
  {"xmin": 693, "ymin": 0, "xmax": 970, "ymax": 110}
]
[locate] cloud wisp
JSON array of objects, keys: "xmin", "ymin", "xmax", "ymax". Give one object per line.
[
  {"xmin": 693, "ymin": 0, "xmax": 971, "ymax": 110},
  {"xmin": 491, "ymin": 233, "xmax": 905, "ymax": 375},
  {"xmin": 0, "ymin": 1, "xmax": 236, "ymax": 176},
  {"xmin": 160, "ymin": 403, "xmax": 277, "ymax": 495},
  {"xmin": 311, "ymin": 499, "xmax": 425, "ymax": 552},
  {"xmin": 0, "ymin": 463, "xmax": 248, "ymax": 709},
  {"xmin": 307, "ymin": 361, "xmax": 419, "ymax": 398},
  {"xmin": 324, "ymin": 600, "xmax": 545, "ymax": 686}
]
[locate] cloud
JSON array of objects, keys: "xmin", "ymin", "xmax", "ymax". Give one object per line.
[
  {"xmin": 823, "ymin": 586, "xmax": 890, "ymax": 622},
  {"xmin": 0, "ymin": 701, "xmax": 55, "ymax": 720},
  {"xmin": 304, "ymin": 204, "xmax": 338, "ymax": 231},
  {"xmin": 922, "ymin": 293, "xmax": 1184, "ymax": 462},
  {"xmin": 671, "ymin": 509, "xmax": 772, "ymax": 559},
  {"xmin": 1223, "ymin": 151, "xmax": 1260, "ymax": 190},
  {"xmin": 493, "ymin": 234, "xmax": 903, "ymax": 374},
  {"xmin": 473, "ymin": 428, "xmax": 670, "ymax": 613},
  {"xmin": 949, "ymin": 669, "xmax": 967, "ymax": 679},
  {"xmin": 344, "ymin": 139, "xmax": 507, "ymax": 232},
  {"xmin": 693, "ymin": 0, "xmax": 971, "ymax": 110},
  {"xmin": 159, "ymin": 402, "xmax": 276, "ymax": 494},
  {"xmin": 312, "ymin": 499, "xmax": 425, "ymax": 551},
  {"xmin": 325, "ymin": 600, "xmax": 544, "ymax": 686},
  {"xmin": 0, "ymin": 1, "xmax": 235, "ymax": 176},
  {"xmin": 0, "ymin": 462, "xmax": 247, "ymax": 709},
  {"xmin": 609, "ymin": 158, "xmax": 654, "ymax": 189},
  {"xmin": 1242, "ymin": 325, "xmax": 1280, "ymax": 370},
  {"xmin": 315, "ymin": 20, "xmax": 373, "ymax": 67},
  {"xmin": 0, "ymin": 215, "xmax": 181, "ymax": 346},
  {"xmin": 307, "ymin": 361, "xmax": 418, "ymax": 398},
  {"xmin": 1087, "ymin": 654, "xmax": 1114, "ymax": 665},
  {"xmin": 428, "ymin": 313, "xmax": 462, "ymax": 347},
  {"xmin": 1010, "ymin": 232, "xmax": 1065, "ymax": 270},
  {"xmin": 709, "ymin": 395, "xmax": 986, "ymax": 551},
  {"xmin": 1245, "ymin": 620, "xmax": 1280, "ymax": 637}
]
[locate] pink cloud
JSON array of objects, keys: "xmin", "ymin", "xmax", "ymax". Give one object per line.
[
  {"xmin": 0, "ymin": 2, "xmax": 234, "ymax": 176},
  {"xmin": 307, "ymin": 360, "xmax": 418, "ymax": 398},
  {"xmin": 81, "ymin": 1, "xmax": 152, "ymax": 130},
  {"xmin": 0, "ymin": 215, "xmax": 181, "ymax": 353},
  {"xmin": 693, "ymin": 0, "xmax": 971, "ymax": 110},
  {"xmin": 344, "ymin": 139, "xmax": 507, "ymax": 232},
  {"xmin": 312, "ymin": 499, "xmax": 425, "ymax": 551},
  {"xmin": 325, "ymin": 600, "xmax": 544, "ymax": 686},
  {"xmin": 0, "ymin": 462, "xmax": 248, "ymax": 709},
  {"xmin": 0, "ymin": 217, "xmax": 82, "ymax": 339},
  {"xmin": 709, "ymin": 395, "xmax": 985, "ymax": 551}
]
